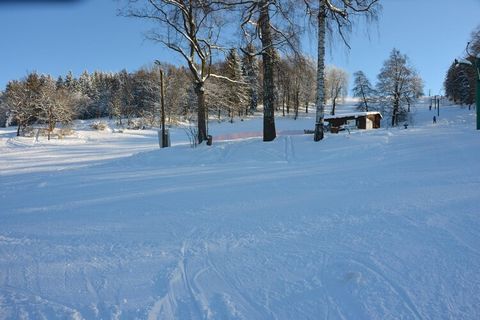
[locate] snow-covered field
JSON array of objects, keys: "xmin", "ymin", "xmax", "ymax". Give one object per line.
[{"xmin": 1, "ymin": 102, "xmax": 479, "ymax": 319}]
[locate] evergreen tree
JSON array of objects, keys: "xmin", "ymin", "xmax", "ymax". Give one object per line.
[
  {"xmin": 56, "ymin": 76, "xmax": 65, "ymax": 90},
  {"xmin": 165, "ymin": 66, "xmax": 189, "ymax": 121},
  {"xmin": 92, "ymin": 71, "xmax": 111, "ymax": 117},
  {"xmin": 242, "ymin": 44, "xmax": 260, "ymax": 114},
  {"xmin": 109, "ymin": 75, "xmax": 123, "ymax": 124},
  {"xmin": 224, "ymin": 48, "xmax": 248, "ymax": 121},
  {"xmin": 0, "ymin": 91, "xmax": 7, "ymax": 127},
  {"xmin": 64, "ymin": 71, "xmax": 78, "ymax": 93},
  {"xmin": 78, "ymin": 70, "xmax": 96, "ymax": 118},
  {"xmin": 444, "ymin": 61, "xmax": 475, "ymax": 106}
]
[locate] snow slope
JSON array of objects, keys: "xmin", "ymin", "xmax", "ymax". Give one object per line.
[{"xmin": 0, "ymin": 103, "xmax": 479, "ymax": 319}]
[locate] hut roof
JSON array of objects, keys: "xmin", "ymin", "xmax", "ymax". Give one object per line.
[{"xmin": 324, "ymin": 111, "xmax": 382, "ymax": 120}]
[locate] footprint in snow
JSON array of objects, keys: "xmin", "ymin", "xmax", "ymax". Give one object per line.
[{"xmin": 344, "ymin": 271, "xmax": 364, "ymax": 285}]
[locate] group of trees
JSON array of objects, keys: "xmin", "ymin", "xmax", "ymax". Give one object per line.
[
  {"xmin": 1, "ymin": 69, "xmax": 160, "ymax": 135},
  {"xmin": 3, "ymin": 73, "xmax": 77, "ymax": 138},
  {"xmin": 123, "ymin": 0, "xmax": 293, "ymax": 142},
  {"xmin": 350, "ymin": 48, "xmax": 424, "ymax": 126},
  {"xmin": 0, "ymin": 48, "xmax": 319, "ymax": 136},
  {"xmin": 376, "ymin": 49, "xmax": 424, "ymax": 126},
  {"xmin": 276, "ymin": 55, "xmax": 316, "ymax": 119},
  {"xmin": 444, "ymin": 25, "xmax": 479, "ymax": 107},
  {"xmin": 0, "ymin": 46, "xmax": 424, "ymax": 136},
  {"xmin": 1, "ymin": 0, "xmax": 434, "ymax": 140},
  {"xmin": 123, "ymin": 0, "xmax": 382, "ymax": 143}
]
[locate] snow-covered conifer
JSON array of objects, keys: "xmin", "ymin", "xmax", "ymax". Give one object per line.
[
  {"xmin": 224, "ymin": 48, "xmax": 248, "ymax": 121},
  {"xmin": 242, "ymin": 44, "xmax": 259, "ymax": 114}
]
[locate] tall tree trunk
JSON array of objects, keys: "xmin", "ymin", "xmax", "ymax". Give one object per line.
[
  {"xmin": 314, "ymin": 0, "xmax": 326, "ymax": 141},
  {"xmin": 294, "ymin": 90, "xmax": 299, "ymax": 120},
  {"xmin": 286, "ymin": 89, "xmax": 290, "ymax": 114},
  {"xmin": 259, "ymin": 0, "xmax": 276, "ymax": 141},
  {"xmin": 331, "ymin": 97, "xmax": 336, "ymax": 115},
  {"xmin": 160, "ymin": 69, "xmax": 168, "ymax": 148},
  {"xmin": 195, "ymin": 82, "xmax": 208, "ymax": 143},
  {"xmin": 250, "ymin": 89, "xmax": 258, "ymax": 114},
  {"xmin": 361, "ymin": 87, "xmax": 368, "ymax": 111},
  {"xmin": 392, "ymin": 98, "xmax": 398, "ymax": 127}
]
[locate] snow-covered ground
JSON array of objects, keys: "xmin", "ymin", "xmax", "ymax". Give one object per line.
[{"xmin": 1, "ymin": 101, "xmax": 479, "ymax": 319}]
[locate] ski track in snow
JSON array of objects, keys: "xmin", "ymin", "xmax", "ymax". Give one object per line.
[{"xmin": 1, "ymin": 103, "xmax": 480, "ymax": 319}]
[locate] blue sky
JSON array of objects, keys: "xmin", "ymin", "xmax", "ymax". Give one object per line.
[{"xmin": 0, "ymin": 0, "xmax": 479, "ymax": 94}]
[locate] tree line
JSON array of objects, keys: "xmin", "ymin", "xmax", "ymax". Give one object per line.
[
  {"xmin": 352, "ymin": 48, "xmax": 424, "ymax": 126},
  {"xmin": 0, "ymin": 0, "xmax": 436, "ymax": 140},
  {"xmin": 121, "ymin": 0, "xmax": 382, "ymax": 143},
  {"xmin": 0, "ymin": 49, "xmax": 318, "ymax": 136},
  {"xmin": 0, "ymin": 46, "xmax": 425, "ymax": 137}
]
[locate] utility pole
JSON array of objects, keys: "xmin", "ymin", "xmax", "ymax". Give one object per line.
[{"xmin": 476, "ymin": 54, "xmax": 480, "ymax": 130}]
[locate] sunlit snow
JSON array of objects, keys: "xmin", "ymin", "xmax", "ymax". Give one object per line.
[{"xmin": 1, "ymin": 100, "xmax": 479, "ymax": 319}]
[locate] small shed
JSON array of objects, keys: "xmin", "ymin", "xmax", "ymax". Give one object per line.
[{"xmin": 324, "ymin": 111, "xmax": 382, "ymax": 133}]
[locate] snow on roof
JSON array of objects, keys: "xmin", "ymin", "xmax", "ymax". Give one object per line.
[
  {"xmin": 324, "ymin": 111, "xmax": 382, "ymax": 120},
  {"xmin": 458, "ymin": 59, "xmax": 473, "ymax": 65}
]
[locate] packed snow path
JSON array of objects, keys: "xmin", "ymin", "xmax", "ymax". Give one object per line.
[{"xmin": 0, "ymin": 104, "xmax": 479, "ymax": 319}]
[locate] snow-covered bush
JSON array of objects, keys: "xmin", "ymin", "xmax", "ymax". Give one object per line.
[
  {"xmin": 90, "ymin": 121, "xmax": 108, "ymax": 131},
  {"xmin": 127, "ymin": 118, "xmax": 146, "ymax": 130}
]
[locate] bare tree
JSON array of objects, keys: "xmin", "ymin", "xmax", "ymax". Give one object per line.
[
  {"xmin": 306, "ymin": 0, "xmax": 381, "ymax": 141},
  {"xmin": 276, "ymin": 55, "xmax": 292, "ymax": 116},
  {"xmin": 259, "ymin": 0, "xmax": 278, "ymax": 141},
  {"xmin": 4, "ymin": 80, "xmax": 30, "ymax": 135},
  {"xmin": 5, "ymin": 73, "xmax": 76, "ymax": 138},
  {"xmin": 352, "ymin": 70, "xmax": 375, "ymax": 111},
  {"xmin": 123, "ymin": 0, "xmax": 241, "ymax": 144},
  {"xmin": 5, "ymin": 74, "xmax": 41, "ymax": 136},
  {"xmin": 280, "ymin": 54, "xmax": 315, "ymax": 119},
  {"xmin": 470, "ymin": 25, "xmax": 480, "ymax": 55},
  {"xmin": 325, "ymin": 65, "xmax": 348, "ymax": 115},
  {"xmin": 299, "ymin": 57, "xmax": 316, "ymax": 114},
  {"xmin": 36, "ymin": 76, "xmax": 76, "ymax": 140},
  {"xmin": 377, "ymin": 48, "xmax": 423, "ymax": 126}
]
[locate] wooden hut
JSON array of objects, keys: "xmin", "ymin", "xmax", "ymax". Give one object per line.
[{"xmin": 324, "ymin": 111, "xmax": 382, "ymax": 133}]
